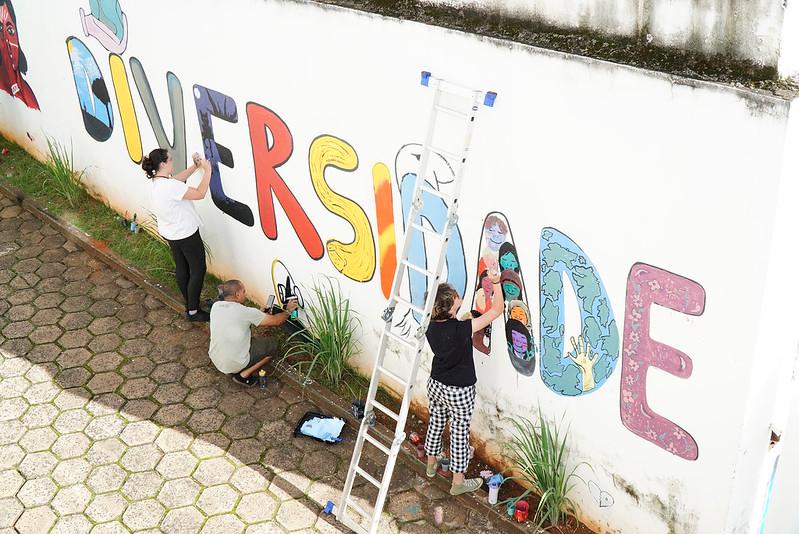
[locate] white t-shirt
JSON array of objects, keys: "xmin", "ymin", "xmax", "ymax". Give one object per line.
[
  {"xmin": 209, "ymin": 301, "xmax": 266, "ymax": 374},
  {"xmin": 150, "ymin": 177, "xmax": 201, "ymax": 241}
]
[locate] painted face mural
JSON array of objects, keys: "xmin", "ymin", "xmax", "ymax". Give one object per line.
[
  {"xmin": 508, "ymin": 300, "xmax": 530, "ymax": 325},
  {"xmin": 499, "ymin": 242, "xmax": 519, "ymax": 272},
  {"xmin": 506, "ymin": 319, "xmax": 534, "ymax": 365},
  {"xmin": 483, "ymin": 216, "xmax": 507, "ymax": 252},
  {"xmin": 0, "ymin": 0, "xmax": 38, "ymax": 109}
]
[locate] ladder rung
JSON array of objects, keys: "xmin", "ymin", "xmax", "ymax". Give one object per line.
[
  {"xmin": 392, "ymin": 295, "xmax": 424, "ymax": 316},
  {"xmin": 344, "ymin": 498, "xmax": 371, "ymax": 522},
  {"xmin": 410, "ymin": 222, "xmax": 446, "ymax": 240},
  {"xmin": 401, "ymin": 259, "xmax": 435, "ymax": 279},
  {"xmin": 377, "ymin": 364, "xmax": 409, "ymax": 388},
  {"xmin": 355, "ymin": 466, "xmax": 382, "ymax": 489},
  {"xmin": 425, "ymin": 144, "xmax": 464, "ymax": 162},
  {"xmin": 363, "ymin": 432, "xmax": 391, "ymax": 455},
  {"xmin": 384, "ymin": 330, "xmax": 417, "ymax": 351},
  {"xmin": 370, "ymin": 400, "xmax": 399, "ymax": 421},
  {"xmin": 434, "ymin": 104, "xmax": 469, "ymax": 120},
  {"xmin": 419, "ymin": 185, "xmax": 453, "ymax": 202}
]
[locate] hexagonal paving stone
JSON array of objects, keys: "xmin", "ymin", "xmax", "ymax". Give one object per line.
[
  {"xmin": 188, "ymin": 408, "xmax": 225, "ymax": 434},
  {"xmin": 86, "ymin": 492, "xmax": 128, "ymax": 523},
  {"xmin": 86, "ymin": 394, "xmax": 125, "ymax": 417},
  {"xmin": 119, "ymin": 377, "xmax": 157, "ymax": 400},
  {"xmin": 0, "ymin": 398, "xmax": 28, "ymax": 421},
  {"xmin": 237, "ymin": 492, "xmax": 280, "ymax": 523},
  {"xmin": 14, "ymin": 506, "xmax": 57, "ymax": 534},
  {"xmin": 89, "ymin": 300, "xmax": 120, "ymax": 318},
  {"xmin": 122, "ymin": 499, "xmax": 165, "ymax": 531},
  {"xmin": 87, "ymin": 372, "xmax": 124, "ymax": 395},
  {"xmin": 276, "ymin": 499, "xmax": 318, "ymax": 531},
  {"xmin": 151, "ymin": 362, "xmax": 187, "ymax": 384},
  {"xmin": 0, "ymin": 376, "xmax": 30, "ymax": 399},
  {"xmin": 57, "ymin": 347, "xmax": 92, "ymax": 368},
  {"xmin": 193, "ymin": 457, "xmax": 235, "ymax": 486},
  {"xmin": 152, "ymin": 383, "xmax": 189, "ymax": 405},
  {"xmin": 121, "ymin": 399, "xmax": 159, "ymax": 422},
  {"xmin": 17, "ymin": 477, "xmax": 58, "ymax": 507},
  {"xmin": 27, "ymin": 343, "xmax": 61, "ymax": 364},
  {"xmin": 230, "ymin": 464, "xmax": 271, "ymax": 494},
  {"xmin": 161, "ymin": 506, "xmax": 204, "ymax": 533},
  {"xmin": 155, "ymin": 427, "xmax": 193, "ymax": 453},
  {"xmin": 0, "ymin": 469, "xmax": 24, "ymax": 499},
  {"xmin": 88, "ymin": 317, "xmax": 122, "ymax": 336},
  {"xmin": 201, "ymin": 514, "xmax": 245, "ymax": 534},
  {"xmin": 18, "ymin": 451, "xmax": 57, "ymax": 478},
  {"xmin": 222, "ymin": 414, "xmax": 261, "ymax": 440},
  {"xmin": 120, "ymin": 420, "xmax": 160, "ymax": 446},
  {"xmin": 23, "ymin": 381, "xmax": 60, "ymax": 405},
  {"xmin": 5, "ymin": 305, "xmax": 35, "ymax": 322},
  {"xmin": 0, "ymin": 358, "xmax": 32, "ymax": 379},
  {"xmin": 120, "ymin": 444, "xmax": 163, "ymax": 473},
  {"xmin": 156, "ymin": 450, "xmax": 198, "ymax": 479},
  {"xmin": 300, "ymin": 450, "xmax": 338, "ymax": 479},
  {"xmin": 119, "ymin": 321, "xmax": 152, "ymax": 340},
  {"xmin": 52, "ymin": 458, "xmax": 91, "ymax": 485},
  {"xmin": 0, "ymin": 420, "xmax": 24, "ymax": 445},
  {"xmin": 183, "ymin": 367, "xmax": 217, "ymax": 389},
  {"xmin": 157, "ymin": 477, "xmax": 200, "ymax": 508},
  {"xmin": 0, "ymin": 444, "xmax": 24, "ymax": 470},
  {"xmin": 120, "ymin": 338, "xmax": 155, "ymax": 358},
  {"xmin": 89, "ymin": 333, "xmax": 123, "ymax": 353},
  {"xmin": 88, "ymin": 463, "xmax": 127, "ymax": 493},
  {"xmin": 51, "ymin": 513, "xmax": 93, "ymax": 534},
  {"xmin": 197, "ymin": 484, "xmax": 239, "ymax": 515},
  {"xmin": 55, "ymin": 367, "xmax": 91, "ymax": 389},
  {"xmin": 228, "ymin": 439, "xmax": 265, "ymax": 466},
  {"xmin": 54, "ymin": 387, "xmax": 91, "ymax": 410},
  {"xmin": 2, "ymin": 320, "xmax": 34, "ymax": 339},
  {"xmin": 53, "ymin": 408, "xmax": 91, "ymax": 433},
  {"xmin": 154, "ymin": 403, "xmax": 191, "ymax": 427},
  {"xmin": 30, "ymin": 308, "xmax": 63, "ymax": 326},
  {"xmin": 122, "ymin": 471, "xmax": 164, "ymax": 501},
  {"xmin": 119, "ymin": 357, "xmax": 156, "ymax": 379},
  {"xmin": 59, "ymin": 311, "xmax": 92, "ymax": 330},
  {"xmin": 25, "ymin": 362, "xmax": 58, "ymax": 384},
  {"xmin": 86, "ymin": 437, "xmax": 126, "ymax": 465},
  {"xmin": 51, "ymin": 484, "xmax": 92, "ymax": 515},
  {"xmin": 269, "ymin": 470, "xmax": 312, "ymax": 501},
  {"xmin": 29, "ymin": 325, "xmax": 64, "ymax": 344},
  {"xmin": 19, "ymin": 427, "xmax": 57, "ymax": 452},
  {"xmin": 0, "ymin": 496, "xmax": 22, "ymax": 528},
  {"xmin": 34, "ymin": 292, "xmax": 65, "ymax": 310},
  {"xmin": 89, "ymin": 521, "xmax": 130, "ymax": 534},
  {"xmin": 186, "ymin": 387, "xmax": 222, "ymax": 410},
  {"xmin": 88, "ymin": 352, "xmax": 123, "ymax": 373},
  {"xmin": 52, "ymin": 432, "xmax": 91, "ymax": 459},
  {"xmin": 57, "ymin": 330, "xmax": 93, "ymax": 350}
]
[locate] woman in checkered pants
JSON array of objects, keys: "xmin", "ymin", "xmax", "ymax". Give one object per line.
[{"xmin": 424, "ymin": 267, "xmax": 504, "ymax": 495}]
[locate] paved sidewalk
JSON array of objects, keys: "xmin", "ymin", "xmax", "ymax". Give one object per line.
[{"xmin": 0, "ymin": 194, "xmax": 500, "ymax": 534}]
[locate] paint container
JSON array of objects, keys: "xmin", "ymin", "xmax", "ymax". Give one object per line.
[
  {"xmin": 433, "ymin": 505, "xmax": 444, "ymax": 526},
  {"xmin": 514, "ymin": 500, "xmax": 529, "ymax": 523},
  {"xmin": 487, "ymin": 474, "xmax": 502, "ymax": 505},
  {"xmin": 415, "ymin": 444, "xmax": 426, "ymax": 460},
  {"xmin": 439, "ymin": 458, "xmax": 450, "ymax": 473},
  {"xmin": 506, "ymin": 500, "xmax": 515, "ymax": 517},
  {"xmin": 409, "ymin": 432, "xmax": 421, "ymax": 445}
]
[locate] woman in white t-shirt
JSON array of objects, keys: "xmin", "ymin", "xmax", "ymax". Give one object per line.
[{"xmin": 142, "ymin": 148, "xmax": 212, "ymax": 321}]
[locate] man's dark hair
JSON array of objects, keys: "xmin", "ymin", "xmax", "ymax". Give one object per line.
[{"xmin": 221, "ymin": 280, "xmax": 244, "ymax": 299}]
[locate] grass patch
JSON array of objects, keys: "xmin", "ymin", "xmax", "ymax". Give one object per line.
[{"xmin": 0, "ymin": 137, "xmax": 222, "ymax": 301}]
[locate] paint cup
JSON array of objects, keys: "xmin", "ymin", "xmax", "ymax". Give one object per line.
[
  {"xmin": 415, "ymin": 444, "xmax": 426, "ymax": 460},
  {"xmin": 488, "ymin": 483, "xmax": 500, "ymax": 505},
  {"xmin": 409, "ymin": 432, "xmax": 421, "ymax": 445},
  {"xmin": 506, "ymin": 500, "xmax": 515, "ymax": 517},
  {"xmin": 439, "ymin": 458, "xmax": 450, "ymax": 473},
  {"xmin": 433, "ymin": 505, "xmax": 444, "ymax": 526},
  {"xmin": 514, "ymin": 500, "xmax": 529, "ymax": 523}
]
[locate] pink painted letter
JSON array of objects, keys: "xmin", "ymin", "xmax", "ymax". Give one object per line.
[{"xmin": 620, "ymin": 263, "xmax": 705, "ymax": 460}]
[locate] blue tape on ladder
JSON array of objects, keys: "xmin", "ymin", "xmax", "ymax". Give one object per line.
[
  {"xmin": 421, "ymin": 71, "xmax": 431, "ymax": 87},
  {"xmin": 484, "ymin": 91, "xmax": 497, "ymax": 107}
]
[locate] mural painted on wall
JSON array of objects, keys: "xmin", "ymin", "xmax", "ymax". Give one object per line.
[
  {"xmin": 66, "ymin": 37, "xmax": 112, "ymax": 141},
  {"xmin": 394, "ymin": 143, "xmax": 466, "ymax": 330},
  {"xmin": 539, "ymin": 228, "xmax": 619, "ymax": 396},
  {"xmin": 309, "ymin": 135, "xmax": 376, "ymax": 283},
  {"xmin": 469, "ymin": 212, "xmax": 536, "ymax": 376},
  {"xmin": 620, "ymin": 262, "xmax": 705, "ymax": 460},
  {"xmin": 57, "ymin": 24, "xmax": 712, "ymax": 461},
  {"xmin": 80, "ymin": 0, "xmax": 127, "ymax": 54},
  {"xmin": 193, "ymin": 84, "xmax": 255, "ymax": 227},
  {"xmin": 271, "ymin": 258, "xmax": 306, "ymax": 310},
  {"xmin": 0, "ymin": 0, "xmax": 38, "ymax": 110}
]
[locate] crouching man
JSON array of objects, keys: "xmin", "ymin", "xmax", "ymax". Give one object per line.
[{"xmin": 209, "ymin": 279, "xmax": 298, "ymax": 387}]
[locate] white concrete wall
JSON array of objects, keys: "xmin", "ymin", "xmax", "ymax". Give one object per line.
[
  {"xmin": 1, "ymin": 1, "xmax": 797, "ymax": 533},
  {"xmin": 420, "ymin": 0, "xmax": 788, "ymax": 71}
]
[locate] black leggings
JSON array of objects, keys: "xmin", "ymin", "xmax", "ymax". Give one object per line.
[{"xmin": 167, "ymin": 230, "xmax": 207, "ymax": 312}]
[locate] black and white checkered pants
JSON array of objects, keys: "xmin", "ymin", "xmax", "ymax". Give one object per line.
[{"xmin": 424, "ymin": 377, "xmax": 476, "ymax": 474}]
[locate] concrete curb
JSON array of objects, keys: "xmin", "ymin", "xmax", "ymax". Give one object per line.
[{"xmin": 0, "ymin": 182, "xmax": 529, "ymax": 534}]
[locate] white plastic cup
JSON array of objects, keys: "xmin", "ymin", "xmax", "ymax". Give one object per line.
[{"xmin": 488, "ymin": 484, "xmax": 500, "ymax": 505}]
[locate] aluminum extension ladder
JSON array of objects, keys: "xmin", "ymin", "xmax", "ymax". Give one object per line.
[{"xmin": 335, "ymin": 71, "xmax": 497, "ymax": 534}]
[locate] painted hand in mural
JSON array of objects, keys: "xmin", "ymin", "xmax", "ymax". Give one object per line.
[{"xmin": 568, "ymin": 335, "xmax": 598, "ymax": 391}]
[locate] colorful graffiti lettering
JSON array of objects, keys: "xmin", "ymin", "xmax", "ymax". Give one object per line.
[
  {"xmin": 129, "ymin": 57, "xmax": 186, "ymax": 171},
  {"xmin": 372, "ymin": 162, "xmax": 397, "ymax": 299},
  {"xmin": 246, "ymin": 102, "xmax": 324, "ymax": 260},
  {"xmin": 79, "ymin": 0, "xmax": 127, "ymax": 53},
  {"xmin": 108, "ymin": 54, "xmax": 141, "ymax": 163},
  {"xmin": 0, "ymin": 0, "xmax": 38, "ymax": 109},
  {"xmin": 66, "ymin": 37, "xmax": 112, "ymax": 141},
  {"xmin": 395, "ymin": 144, "xmax": 466, "ymax": 325},
  {"xmin": 193, "ymin": 84, "xmax": 255, "ymax": 227},
  {"xmin": 309, "ymin": 135, "xmax": 375, "ymax": 282},
  {"xmin": 620, "ymin": 262, "xmax": 705, "ymax": 460},
  {"xmin": 539, "ymin": 227, "xmax": 619, "ymax": 396}
]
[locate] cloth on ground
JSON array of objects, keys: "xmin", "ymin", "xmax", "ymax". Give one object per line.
[{"xmin": 300, "ymin": 416, "xmax": 345, "ymax": 443}]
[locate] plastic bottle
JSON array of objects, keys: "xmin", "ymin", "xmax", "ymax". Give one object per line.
[{"xmin": 258, "ymin": 369, "xmax": 268, "ymax": 389}]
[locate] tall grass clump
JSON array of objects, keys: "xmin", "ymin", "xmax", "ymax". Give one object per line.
[
  {"xmin": 44, "ymin": 138, "xmax": 85, "ymax": 208},
  {"xmin": 281, "ymin": 276, "xmax": 361, "ymax": 386},
  {"xmin": 505, "ymin": 408, "xmax": 587, "ymax": 529}
]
